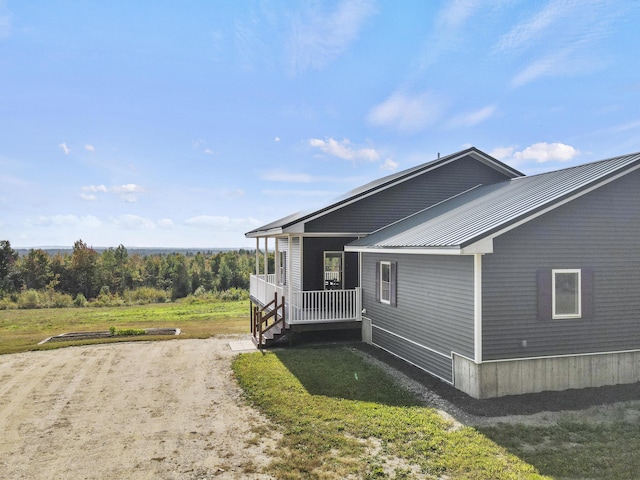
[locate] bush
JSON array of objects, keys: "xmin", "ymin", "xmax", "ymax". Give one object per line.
[
  {"xmin": 17, "ymin": 289, "xmax": 42, "ymax": 309},
  {"xmin": 0, "ymin": 297, "xmax": 15, "ymax": 310},
  {"xmin": 123, "ymin": 287, "xmax": 168, "ymax": 305},
  {"xmin": 74, "ymin": 293, "xmax": 88, "ymax": 307},
  {"xmin": 218, "ymin": 288, "xmax": 249, "ymax": 301},
  {"xmin": 48, "ymin": 291, "xmax": 74, "ymax": 308}
]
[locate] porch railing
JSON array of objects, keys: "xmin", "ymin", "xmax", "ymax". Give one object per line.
[
  {"xmin": 250, "ymin": 275, "xmax": 361, "ymax": 324},
  {"xmin": 289, "ymin": 288, "xmax": 360, "ymax": 323},
  {"xmin": 250, "ymin": 274, "xmax": 284, "ymax": 307}
]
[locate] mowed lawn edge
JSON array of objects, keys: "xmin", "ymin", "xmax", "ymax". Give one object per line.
[
  {"xmin": 0, "ymin": 298, "xmax": 249, "ymax": 355},
  {"xmin": 232, "ymin": 347, "xmax": 548, "ymax": 480}
]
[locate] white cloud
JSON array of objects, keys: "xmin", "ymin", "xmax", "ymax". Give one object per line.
[
  {"xmin": 380, "ymin": 158, "xmax": 399, "ymax": 171},
  {"xmin": 495, "ymin": 0, "xmax": 572, "ymax": 55},
  {"xmin": 80, "ymin": 184, "xmax": 145, "ymax": 202},
  {"xmin": 204, "ymin": 148, "xmax": 214, "ymax": 155},
  {"xmin": 110, "ymin": 215, "xmax": 156, "ymax": 230},
  {"xmin": 111, "ymin": 184, "xmax": 146, "ymax": 202},
  {"xmin": 262, "ymin": 189, "xmax": 337, "ymax": 198},
  {"xmin": 309, "ymin": 137, "xmax": 379, "ymax": 162},
  {"xmin": 367, "ymin": 90, "xmax": 447, "ymax": 134},
  {"xmin": 492, "ymin": 142, "xmax": 580, "ymax": 164},
  {"xmin": 59, "ymin": 142, "xmax": 70, "ymax": 155},
  {"xmin": 27, "ymin": 214, "xmax": 101, "ymax": 228},
  {"xmin": 415, "ymin": 0, "xmax": 480, "ymax": 73},
  {"xmin": 85, "ymin": 144, "xmax": 95, "ymax": 152},
  {"xmin": 274, "ymin": 136, "xmax": 281, "ymax": 142},
  {"xmin": 157, "ymin": 218, "xmax": 175, "ymax": 229},
  {"xmin": 448, "ymin": 105, "xmax": 497, "ymax": 128},
  {"xmin": 500, "ymin": 0, "xmax": 627, "ymax": 88},
  {"xmin": 79, "ymin": 193, "xmax": 97, "ymax": 201},
  {"xmin": 287, "ymin": 0, "xmax": 377, "ymax": 72},
  {"xmin": 82, "ymin": 184, "xmax": 108, "ymax": 193},
  {"xmin": 510, "ymin": 47, "xmax": 576, "ymax": 88},
  {"xmin": 185, "ymin": 215, "xmax": 261, "ymax": 231},
  {"xmin": 0, "ymin": 1, "xmax": 11, "ymax": 39},
  {"xmin": 220, "ymin": 189, "xmax": 245, "ymax": 199}
]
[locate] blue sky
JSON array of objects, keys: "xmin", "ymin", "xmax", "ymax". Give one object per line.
[{"xmin": 1, "ymin": 0, "xmax": 639, "ymax": 249}]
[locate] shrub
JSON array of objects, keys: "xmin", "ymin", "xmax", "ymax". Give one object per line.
[
  {"xmin": 123, "ymin": 287, "xmax": 168, "ymax": 305},
  {"xmin": 0, "ymin": 297, "xmax": 15, "ymax": 310},
  {"xmin": 17, "ymin": 289, "xmax": 42, "ymax": 309},
  {"xmin": 74, "ymin": 292, "xmax": 88, "ymax": 307},
  {"xmin": 218, "ymin": 288, "xmax": 249, "ymax": 301},
  {"xmin": 48, "ymin": 292, "xmax": 74, "ymax": 308}
]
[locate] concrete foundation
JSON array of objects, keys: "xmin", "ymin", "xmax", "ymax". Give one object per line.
[
  {"xmin": 454, "ymin": 350, "xmax": 640, "ymax": 399},
  {"xmin": 361, "ymin": 317, "xmax": 372, "ymax": 344}
]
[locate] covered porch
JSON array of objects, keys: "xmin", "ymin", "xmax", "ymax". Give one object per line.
[{"xmin": 250, "ymin": 235, "xmax": 362, "ymax": 325}]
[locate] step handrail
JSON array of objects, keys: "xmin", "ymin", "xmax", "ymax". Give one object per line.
[{"xmin": 252, "ymin": 292, "xmax": 285, "ymax": 347}]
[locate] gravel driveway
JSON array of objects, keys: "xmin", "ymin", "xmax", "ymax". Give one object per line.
[{"xmin": 0, "ymin": 336, "xmax": 276, "ymax": 480}]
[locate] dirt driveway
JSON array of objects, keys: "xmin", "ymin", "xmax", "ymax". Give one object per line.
[{"xmin": 0, "ymin": 336, "xmax": 276, "ymax": 480}]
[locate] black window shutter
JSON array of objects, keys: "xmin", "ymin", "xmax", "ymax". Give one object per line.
[
  {"xmin": 390, "ymin": 262, "xmax": 397, "ymax": 307},
  {"xmin": 581, "ymin": 268, "xmax": 594, "ymax": 320},
  {"xmin": 375, "ymin": 261, "xmax": 380, "ymax": 302},
  {"xmin": 537, "ymin": 269, "xmax": 552, "ymax": 321}
]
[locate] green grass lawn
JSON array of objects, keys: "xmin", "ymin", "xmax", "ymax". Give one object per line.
[
  {"xmin": 0, "ymin": 298, "xmax": 249, "ymax": 355},
  {"xmin": 479, "ymin": 418, "xmax": 640, "ymax": 480},
  {"xmin": 233, "ymin": 347, "xmax": 548, "ymax": 480}
]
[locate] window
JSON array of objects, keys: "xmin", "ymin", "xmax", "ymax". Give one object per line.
[
  {"xmin": 552, "ymin": 269, "xmax": 581, "ymax": 319},
  {"xmin": 376, "ymin": 261, "xmax": 397, "ymax": 306},
  {"xmin": 380, "ymin": 261, "xmax": 391, "ymax": 304}
]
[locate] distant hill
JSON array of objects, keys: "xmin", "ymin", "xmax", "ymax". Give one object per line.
[{"xmin": 14, "ymin": 247, "xmax": 245, "ymax": 257}]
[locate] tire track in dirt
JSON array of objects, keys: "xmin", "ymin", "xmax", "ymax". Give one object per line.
[{"xmin": 0, "ymin": 338, "xmax": 277, "ymax": 479}]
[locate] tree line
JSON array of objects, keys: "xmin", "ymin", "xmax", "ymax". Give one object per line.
[{"xmin": 0, "ymin": 239, "xmax": 269, "ymax": 306}]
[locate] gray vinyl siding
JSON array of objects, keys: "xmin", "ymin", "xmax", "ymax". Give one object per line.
[
  {"xmin": 363, "ymin": 253, "xmax": 475, "ymax": 382},
  {"xmin": 302, "ymin": 237, "xmax": 359, "ymax": 291},
  {"xmin": 482, "ymin": 168, "xmax": 640, "ymax": 360},
  {"xmin": 306, "ymin": 156, "xmax": 511, "ymax": 233}
]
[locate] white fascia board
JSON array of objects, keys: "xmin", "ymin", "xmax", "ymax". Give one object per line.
[
  {"xmin": 344, "ymin": 246, "xmax": 463, "ymax": 255},
  {"xmin": 460, "ymin": 237, "xmax": 494, "ymax": 254},
  {"xmin": 245, "ymin": 227, "xmax": 283, "ymax": 238}
]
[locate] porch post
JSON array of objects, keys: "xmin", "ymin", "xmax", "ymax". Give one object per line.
[
  {"xmin": 275, "ymin": 237, "xmax": 280, "ymax": 284},
  {"xmin": 263, "ymin": 237, "xmax": 269, "ymax": 277},
  {"xmin": 255, "ymin": 238, "xmax": 259, "ymax": 275}
]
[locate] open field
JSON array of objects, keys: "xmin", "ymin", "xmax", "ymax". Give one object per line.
[{"xmin": 0, "ymin": 299, "xmax": 249, "ymax": 355}]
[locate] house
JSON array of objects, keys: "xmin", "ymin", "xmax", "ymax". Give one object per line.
[
  {"xmin": 246, "ymin": 147, "xmax": 521, "ymax": 342},
  {"xmin": 247, "ymin": 147, "xmax": 640, "ymax": 399}
]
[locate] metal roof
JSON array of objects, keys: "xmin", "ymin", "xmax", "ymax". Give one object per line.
[
  {"xmin": 245, "ymin": 147, "xmax": 523, "ymax": 237},
  {"xmin": 346, "ymin": 151, "xmax": 640, "ymax": 251}
]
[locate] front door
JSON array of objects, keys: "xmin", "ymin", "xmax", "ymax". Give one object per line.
[{"xmin": 323, "ymin": 251, "xmax": 343, "ymax": 290}]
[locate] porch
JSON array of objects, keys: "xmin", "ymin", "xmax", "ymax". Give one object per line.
[{"xmin": 250, "ymin": 274, "xmax": 362, "ymax": 324}]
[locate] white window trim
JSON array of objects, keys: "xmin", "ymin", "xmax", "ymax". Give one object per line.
[
  {"xmin": 380, "ymin": 261, "xmax": 391, "ymax": 305},
  {"xmin": 552, "ymin": 269, "xmax": 581, "ymax": 319}
]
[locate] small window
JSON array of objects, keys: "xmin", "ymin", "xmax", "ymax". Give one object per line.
[
  {"xmin": 553, "ymin": 269, "xmax": 581, "ymax": 319},
  {"xmin": 380, "ymin": 261, "xmax": 391, "ymax": 304}
]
